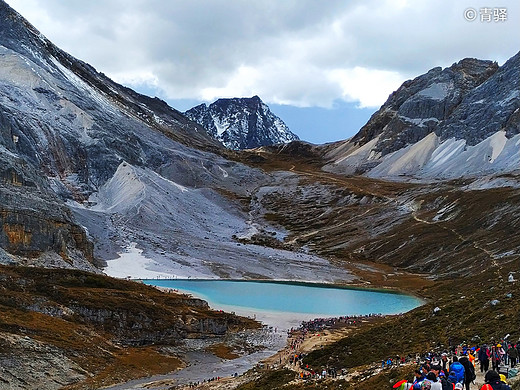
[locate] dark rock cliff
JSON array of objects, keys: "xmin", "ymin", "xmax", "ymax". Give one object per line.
[
  {"xmin": 352, "ymin": 58, "xmax": 500, "ymax": 156},
  {"xmin": 325, "ymin": 51, "xmax": 519, "ymax": 178},
  {"xmin": 0, "ymin": 152, "xmax": 94, "ymax": 267}
]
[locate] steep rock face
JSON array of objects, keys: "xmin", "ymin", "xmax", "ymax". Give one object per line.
[
  {"xmin": 0, "ymin": 0, "xmax": 235, "ymax": 201},
  {"xmin": 325, "ymin": 52, "xmax": 520, "ymax": 179},
  {"xmin": 0, "ymin": 1, "xmax": 271, "ymax": 268},
  {"xmin": 0, "ymin": 1, "xmax": 219, "ymax": 156},
  {"xmin": 0, "ymin": 151, "xmax": 95, "ymax": 269},
  {"xmin": 185, "ymin": 96, "xmax": 299, "ymax": 150},
  {"xmin": 352, "ymin": 58, "xmax": 499, "ymax": 154}
]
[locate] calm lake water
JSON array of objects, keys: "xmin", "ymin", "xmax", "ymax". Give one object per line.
[{"xmin": 142, "ymin": 279, "xmax": 422, "ymax": 318}]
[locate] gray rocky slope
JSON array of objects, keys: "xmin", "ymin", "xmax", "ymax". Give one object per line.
[
  {"xmin": 0, "ymin": 1, "xmax": 347, "ymax": 281},
  {"xmin": 324, "ymin": 53, "xmax": 520, "ymax": 179},
  {"xmin": 185, "ymin": 95, "xmax": 299, "ymax": 150}
]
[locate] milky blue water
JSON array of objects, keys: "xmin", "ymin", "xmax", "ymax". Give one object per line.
[{"xmin": 142, "ymin": 279, "xmax": 422, "ymax": 317}]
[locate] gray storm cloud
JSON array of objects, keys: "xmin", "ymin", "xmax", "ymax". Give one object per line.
[{"xmin": 6, "ymin": 0, "xmax": 519, "ymax": 108}]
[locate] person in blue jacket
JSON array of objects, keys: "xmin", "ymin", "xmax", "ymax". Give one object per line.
[
  {"xmin": 448, "ymin": 357, "xmax": 465, "ymax": 387},
  {"xmin": 413, "ymin": 369, "xmax": 426, "ymax": 389}
]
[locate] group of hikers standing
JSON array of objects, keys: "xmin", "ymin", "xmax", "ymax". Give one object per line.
[
  {"xmin": 477, "ymin": 343, "xmax": 519, "ymax": 372},
  {"xmin": 407, "ymin": 355, "xmax": 477, "ymax": 390}
]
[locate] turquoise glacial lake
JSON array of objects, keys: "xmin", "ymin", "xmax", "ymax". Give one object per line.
[{"xmin": 142, "ymin": 279, "xmax": 422, "ymax": 318}]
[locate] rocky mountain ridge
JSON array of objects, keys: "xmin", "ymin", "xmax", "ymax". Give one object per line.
[
  {"xmin": 185, "ymin": 95, "xmax": 299, "ymax": 150},
  {"xmin": 324, "ymin": 52, "xmax": 520, "ymax": 179},
  {"xmin": 0, "ymin": 0, "xmax": 273, "ymax": 272},
  {"xmin": 0, "ymin": 0, "xmax": 352, "ymax": 285}
]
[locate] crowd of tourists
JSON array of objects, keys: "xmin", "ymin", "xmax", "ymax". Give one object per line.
[
  {"xmin": 185, "ymin": 376, "xmax": 223, "ymax": 388},
  {"xmin": 393, "ymin": 339, "xmax": 519, "ymax": 390},
  {"xmin": 293, "ymin": 314, "xmax": 384, "ymax": 333},
  {"xmin": 285, "ymin": 314, "xmax": 383, "ymax": 352},
  {"xmin": 285, "ymin": 326, "xmax": 518, "ymax": 389}
]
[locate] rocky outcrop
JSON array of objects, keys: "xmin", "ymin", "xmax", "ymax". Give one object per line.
[
  {"xmin": 352, "ymin": 58, "xmax": 499, "ymax": 154},
  {"xmin": 0, "ymin": 333, "xmax": 86, "ymax": 390},
  {"xmin": 0, "ymin": 152, "xmax": 95, "ymax": 268},
  {"xmin": 324, "ymin": 52, "xmax": 520, "ymax": 179},
  {"xmin": 0, "ymin": 266, "xmax": 258, "ymax": 389},
  {"xmin": 185, "ymin": 96, "xmax": 299, "ymax": 150}
]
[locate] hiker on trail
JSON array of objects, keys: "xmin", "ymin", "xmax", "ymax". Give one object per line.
[
  {"xmin": 478, "ymin": 345, "xmax": 491, "ymax": 373},
  {"xmin": 441, "ymin": 353, "xmax": 450, "ymax": 373},
  {"xmin": 425, "ymin": 372, "xmax": 442, "ymax": 390},
  {"xmin": 422, "ymin": 363, "xmax": 432, "ymax": 376},
  {"xmin": 496, "ymin": 344, "xmax": 506, "ymax": 363},
  {"xmin": 468, "ymin": 350, "xmax": 476, "ymax": 367},
  {"xmin": 421, "ymin": 379, "xmax": 433, "ymax": 389},
  {"xmin": 448, "ymin": 357, "xmax": 465, "ymax": 388},
  {"xmin": 507, "ymin": 344, "xmax": 518, "ymax": 368},
  {"xmin": 413, "ymin": 369, "xmax": 426, "ymax": 389},
  {"xmin": 480, "ymin": 370, "xmax": 511, "ymax": 390},
  {"xmin": 491, "ymin": 346, "xmax": 501, "ymax": 371},
  {"xmin": 431, "ymin": 365, "xmax": 450, "ymax": 390},
  {"xmin": 459, "ymin": 355, "xmax": 476, "ymax": 390}
]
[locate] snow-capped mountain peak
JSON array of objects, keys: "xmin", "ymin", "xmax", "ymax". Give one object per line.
[{"xmin": 185, "ymin": 96, "xmax": 299, "ymax": 150}]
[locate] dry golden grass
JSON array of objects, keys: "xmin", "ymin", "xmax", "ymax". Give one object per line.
[{"xmin": 64, "ymin": 346, "xmax": 184, "ymax": 389}]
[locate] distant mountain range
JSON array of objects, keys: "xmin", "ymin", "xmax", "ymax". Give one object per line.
[{"xmin": 184, "ymin": 96, "xmax": 299, "ymax": 150}]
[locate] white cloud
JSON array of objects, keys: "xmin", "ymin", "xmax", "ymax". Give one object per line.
[
  {"xmin": 4, "ymin": 0, "xmax": 519, "ymax": 109},
  {"xmin": 329, "ymin": 67, "xmax": 407, "ymax": 108},
  {"xmin": 199, "ymin": 66, "xmax": 260, "ymax": 101}
]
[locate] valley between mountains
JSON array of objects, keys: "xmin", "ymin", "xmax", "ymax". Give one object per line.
[{"xmin": 0, "ymin": 0, "xmax": 519, "ymax": 389}]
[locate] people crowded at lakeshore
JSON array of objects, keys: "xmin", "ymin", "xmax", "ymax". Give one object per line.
[
  {"xmin": 287, "ymin": 330, "xmax": 518, "ymax": 389},
  {"xmin": 284, "ymin": 314, "xmax": 519, "ymax": 389},
  {"xmin": 177, "ymin": 315, "xmax": 518, "ymax": 390},
  {"xmin": 387, "ymin": 340, "xmax": 518, "ymax": 390},
  {"xmin": 289, "ymin": 313, "xmax": 384, "ymax": 335}
]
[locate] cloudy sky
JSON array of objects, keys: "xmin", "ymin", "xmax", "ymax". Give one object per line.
[{"xmin": 5, "ymin": 0, "xmax": 519, "ymax": 143}]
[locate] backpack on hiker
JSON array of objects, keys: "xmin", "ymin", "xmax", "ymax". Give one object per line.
[
  {"xmin": 449, "ymin": 361, "xmax": 465, "ymax": 383},
  {"xmin": 467, "ymin": 361, "xmax": 476, "ymax": 381}
]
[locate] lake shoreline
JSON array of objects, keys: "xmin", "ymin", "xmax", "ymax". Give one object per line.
[{"xmin": 137, "ymin": 276, "xmax": 425, "ymax": 298}]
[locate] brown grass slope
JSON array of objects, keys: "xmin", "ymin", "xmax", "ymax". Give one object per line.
[
  {"xmin": 239, "ymin": 148, "xmax": 520, "ymax": 279},
  {"xmin": 231, "ymin": 148, "xmax": 520, "ymax": 389}
]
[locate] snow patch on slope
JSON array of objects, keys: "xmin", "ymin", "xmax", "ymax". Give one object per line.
[
  {"xmin": 488, "ymin": 130, "xmax": 507, "ymax": 162},
  {"xmin": 417, "ymin": 82, "xmax": 452, "ymax": 100},
  {"xmin": 428, "ymin": 138, "xmax": 466, "ymax": 168},
  {"xmin": 368, "ymin": 132, "xmax": 439, "ymax": 177},
  {"xmin": 399, "ymin": 116, "xmax": 440, "ymax": 127},
  {"xmin": 104, "ymin": 242, "xmax": 173, "ymax": 279},
  {"xmin": 364, "ymin": 131, "xmax": 519, "ymax": 180},
  {"xmin": 331, "ymin": 136, "xmax": 381, "ymax": 175}
]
